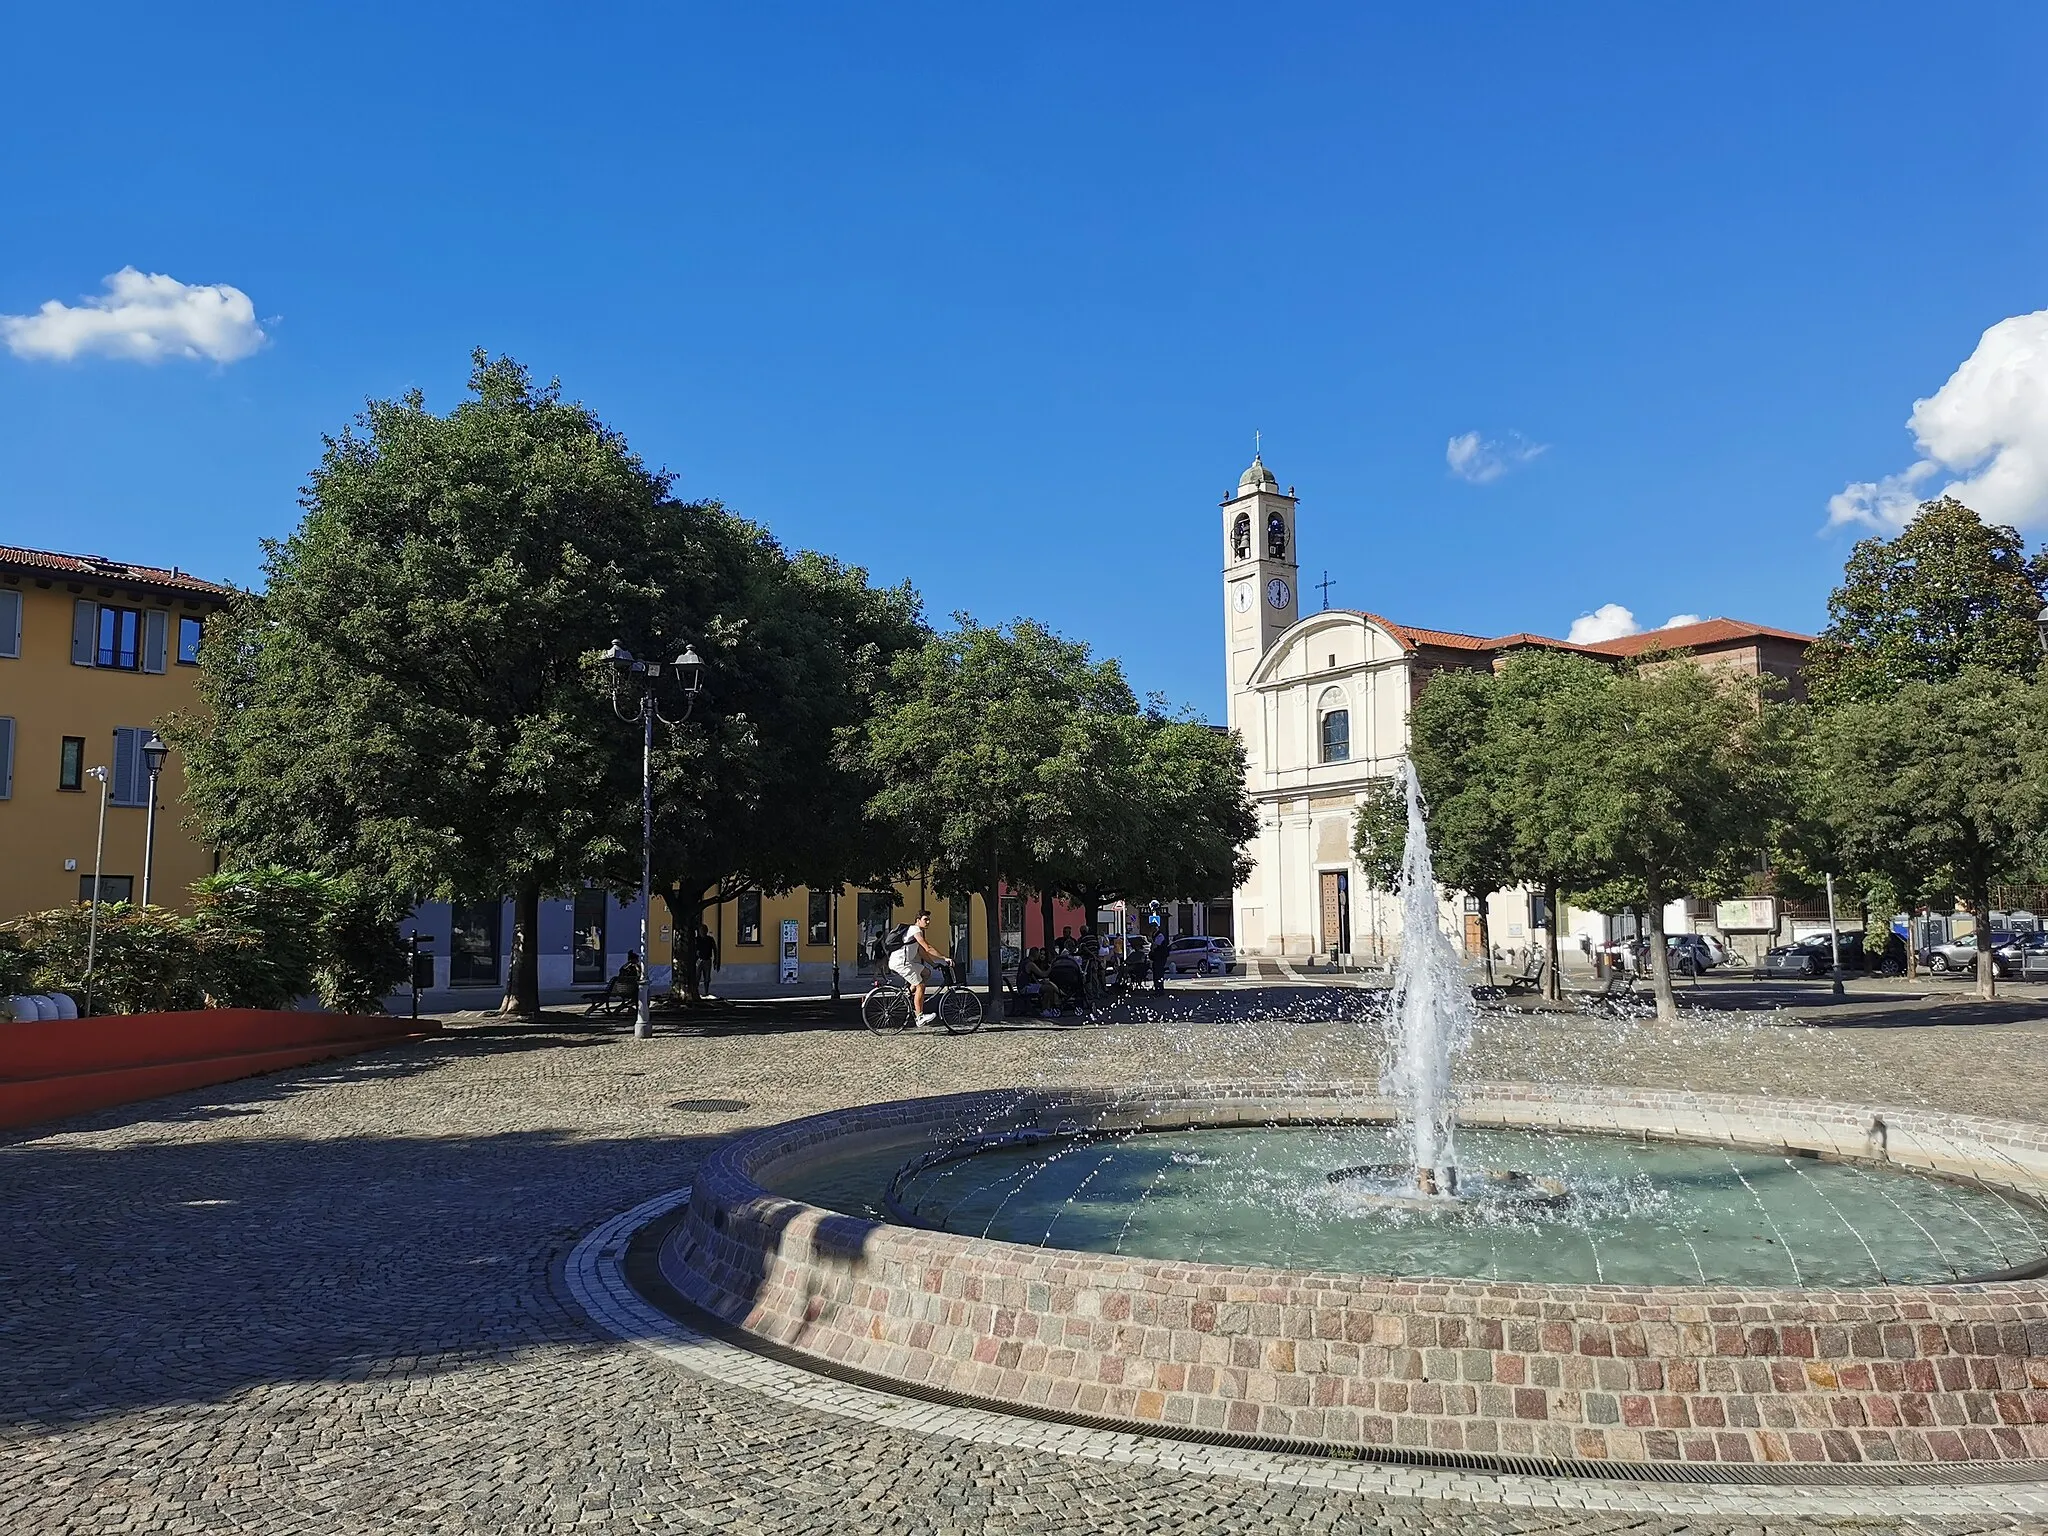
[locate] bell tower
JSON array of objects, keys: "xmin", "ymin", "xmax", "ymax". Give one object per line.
[{"xmin": 1222, "ymin": 451, "xmax": 1299, "ymax": 728}]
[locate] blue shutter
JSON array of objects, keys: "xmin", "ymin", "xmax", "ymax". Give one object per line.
[
  {"xmin": 143, "ymin": 609, "xmax": 169, "ymax": 673},
  {"xmin": 0, "ymin": 590, "xmax": 20, "ymax": 658},
  {"xmin": 0, "ymin": 718, "xmax": 13, "ymax": 799},
  {"xmin": 72, "ymin": 600, "xmax": 98, "ymax": 666},
  {"xmin": 111, "ymin": 727, "xmax": 142, "ymax": 806}
]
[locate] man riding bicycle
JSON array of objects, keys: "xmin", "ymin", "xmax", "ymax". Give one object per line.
[{"xmin": 891, "ymin": 909, "xmax": 948, "ymax": 1025}]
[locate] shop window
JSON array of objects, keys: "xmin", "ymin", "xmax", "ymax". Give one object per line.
[
  {"xmin": 737, "ymin": 889, "xmax": 763, "ymax": 946},
  {"xmin": 807, "ymin": 889, "xmax": 832, "ymax": 945}
]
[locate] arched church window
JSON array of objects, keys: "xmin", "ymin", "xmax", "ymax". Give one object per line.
[
  {"xmin": 1317, "ymin": 687, "xmax": 1350, "ymax": 764},
  {"xmin": 1231, "ymin": 512, "xmax": 1251, "ymax": 561},
  {"xmin": 1266, "ymin": 510, "xmax": 1288, "ymax": 558}
]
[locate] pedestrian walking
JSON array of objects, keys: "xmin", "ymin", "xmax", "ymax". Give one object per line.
[
  {"xmin": 696, "ymin": 923, "xmax": 719, "ymax": 998},
  {"xmin": 1149, "ymin": 920, "xmax": 1170, "ymax": 994}
]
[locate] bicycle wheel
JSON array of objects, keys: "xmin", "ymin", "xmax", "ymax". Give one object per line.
[
  {"xmin": 938, "ymin": 986, "xmax": 983, "ymax": 1035},
  {"xmin": 862, "ymin": 985, "xmax": 914, "ymax": 1035}
]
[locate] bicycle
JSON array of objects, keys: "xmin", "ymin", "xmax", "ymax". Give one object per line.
[{"xmin": 861, "ymin": 957, "xmax": 984, "ymax": 1036}]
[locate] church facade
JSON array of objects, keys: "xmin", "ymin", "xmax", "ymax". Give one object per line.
[{"xmin": 1219, "ymin": 453, "xmax": 1814, "ymax": 962}]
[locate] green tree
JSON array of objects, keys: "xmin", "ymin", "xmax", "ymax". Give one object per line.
[
  {"xmin": 1350, "ymin": 777, "xmax": 1406, "ymax": 893},
  {"xmin": 1409, "ymin": 669, "xmax": 1518, "ymax": 985},
  {"xmin": 634, "ymin": 510, "xmax": 928, "ymax": 999},
  {"xmin": 863, "ymin": 619, "xmax": 1143, "ymax": 1015},
  {"xmin": 1806, "ymin": 669, "xmax": 2046, "ymax": 999},
  {"xmin": 1579, "ymin": 662, "xmax": 1785, "ymax": 1020},
  {"xmin": 1806, "ymin": 496, "xmax": 2048, "ymax": 708},
  {"xmin": 175, "ymin": 353, "xmax": 662, "ymax": 1017}
]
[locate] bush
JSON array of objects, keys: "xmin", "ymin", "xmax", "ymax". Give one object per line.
[{"xmin": 0, "ymin": 867, "xmax": 409, "ymax": 1016}]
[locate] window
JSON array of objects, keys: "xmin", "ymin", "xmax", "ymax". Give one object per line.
[
  {"xmin": 1266, "ymin": 510, "xmax": 1287, "ymax": 558},
  {"xmin": 449, "ymin": 902, "xmax": 502, "ymax": 986},
  {"xmin": 856, "ymin": 890, "xmax": 897, "ymax": 973},
  {"xmin": 1230, "ymin": 512, "xmax": 1251, "ymax": 561},
  {"xmin": 572, "ymin": 889, "xmax": 608, "ymax": 984},
  {"xmin": 80, "ymin": 875, "xmax": 134, "ymax": 906},
  {"xmin": 1320, "ymin": 709, "xmax": 1350, "ymax": 763},
  {"xmin": 0, "ymin": 589, "xmax": 20, "ymax": 658},
  {"xmin": 806, "ymin": 889, "xmax": 832, "ymax": 946},
  {"xmin": 0, "ymin": 717, "xmax": 12, "ymax": 799},
  {"xmin": 109, "ymin": 727, "xmax": 150, "ymax": 806},
  {"xmin": 736, "ymin": 889, "xmax": 763, "ymax": 946},
  {"xmin": 59, "ymin": 737, "xmax": 85, "ymax": 791},
  {"xmin": 1317, "ymin": 687, "xmax": 1350, "ymax": 764},
  {"xmin": 97, "ymin": 606, "xmax": 141, "ymax": 670},
  {"xmin": 177, "ymin": 615, "xmax": 203, "ymax": 665}
]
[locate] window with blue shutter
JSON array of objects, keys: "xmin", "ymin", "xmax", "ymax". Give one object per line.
[
  {"xmin": 110, "ymin": 726, "xmax": 148, "ymax": 807},
  {"xmin": 0, "ymin": 590, "xmax": 20, "ymax": 658},
  {"xmin": 143, "ymin": 609, "xmax": 169, "ymax": 673},
  {"xmin": 72, "ymin": 600, "xmax": 98, "ymax": 666},
  {"xmin": 0, "ymin": 718, "xmax": 14, "ymax": 799}
]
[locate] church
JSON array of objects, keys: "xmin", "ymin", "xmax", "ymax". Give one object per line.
[{"xmin": 1219, "ymin": 452, "xmax": 1813, "ymax": 963}]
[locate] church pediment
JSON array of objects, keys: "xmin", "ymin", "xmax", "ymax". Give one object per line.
[{"xmin": 1246, "ymin": 611, "xmax": 1412, "ymax": 689}]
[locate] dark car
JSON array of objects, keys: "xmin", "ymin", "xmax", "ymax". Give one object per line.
[
  {"xmin": 1756, "ymin": 934, "xmax": 1862, "ymax": 979},
  {"xmin": 1993, "ymin": 931, "xmax": 2048, "ymax": 980}
]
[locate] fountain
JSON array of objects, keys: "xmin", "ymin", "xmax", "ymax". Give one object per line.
[
  {"xmin": 622, "ymin": 765, "xmax": 2048, "ymax": 1471},
  {"xmin": 1380, "ymin": 757, "xmax": 1474, "ymax": 1197}
]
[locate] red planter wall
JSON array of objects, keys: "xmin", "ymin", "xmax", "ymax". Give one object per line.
[{"xmin": 0, "ymin": 1009, "xmax": 439, "ymax": 1131}]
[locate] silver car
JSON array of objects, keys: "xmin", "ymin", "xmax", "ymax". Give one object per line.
[
  {"xmin": 1166, "ymin": 935, "xmax": 1237, "ymax": 975},
  {"xmin": 1921, "ymin": 934, "xmax": 2011, "ymax": 974}
]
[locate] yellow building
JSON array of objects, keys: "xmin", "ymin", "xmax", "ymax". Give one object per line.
[
  {"xmin": 685, "ymin": 881, "xmax": 993, "ymax": 995},
  {"xmin": 0, "ymin": 545, "xmax": 232, "ymax": 919}
]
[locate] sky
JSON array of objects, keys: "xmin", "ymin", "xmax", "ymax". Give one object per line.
[{"xmin": 4, "ymin": 2, "xmax": 2046, "ymax": 717}]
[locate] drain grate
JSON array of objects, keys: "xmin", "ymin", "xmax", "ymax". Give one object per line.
[
  {"xmin": 670, "ymin": 1098, "xmax": 750, "ymax": 1113},
  {"xmin": 619, "ymin": 1208, "xmax": 2048, "ymax": 1490}
]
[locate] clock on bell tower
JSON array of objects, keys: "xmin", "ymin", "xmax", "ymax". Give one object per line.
[{"xmin": 1222, "ymin": 448, "xmax": 1299, "ymax": 720}]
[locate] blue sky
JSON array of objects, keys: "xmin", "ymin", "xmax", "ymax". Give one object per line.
[{"xmin": 5, "ymin": 2, "xmax": 2046, "ymax": 718}]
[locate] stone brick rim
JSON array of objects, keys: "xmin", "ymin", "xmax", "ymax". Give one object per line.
[{"xmin": 662, "ymin": 1082, "xmax": 2048, "ymax": 1467}]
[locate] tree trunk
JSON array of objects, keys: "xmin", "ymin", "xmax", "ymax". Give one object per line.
[
  {"xmin": 502, "ymin": 881, "xmax": 542, "ymax": 1019},
  {"xmin": 985, "ymin": 842, "xmax": 1004, "ymax": 1019},
  {"xmin": 1039, "ymin": 890, "xmax": 1055, "ymax": 958},
  {"xmin": 1643, "ymin": 872, "xmax": 1677, "ymax": 1023},
  {"xmin": 1973, "ymin": 873, "xmax": 1997, "ymax": 1002},
  {"xmin": 1542, "ymin": 881, "xmax": 1563, "ymax": 1001},
  {"xmin": 1477, "ymin": 902, "xmax": 1494, "ymax": 988}
]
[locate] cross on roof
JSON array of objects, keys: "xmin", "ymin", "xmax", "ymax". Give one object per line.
[{"xmin": 1316, "ymin": 571, "xmax": 1336, "ymax": 611}]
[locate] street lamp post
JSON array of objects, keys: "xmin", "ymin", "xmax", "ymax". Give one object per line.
[
  {"xmin": 83, "ymin": 765, "xmax": 111, "ymax": 1017},
  {"xmin": 601, "ymin": 640, "xmax": 704, "ymax": 1039},
  {"xmin": 138, "ymin": 732, "xmax": 169, "ymax": 908},
  {"xmin": 1825, "ymin": 871, "xmax": 1845, "ymax": 1000}
]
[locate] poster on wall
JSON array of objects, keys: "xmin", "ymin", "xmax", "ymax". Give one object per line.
[
  {"xmin": 779, "ymin": 918, "xmax": 800, "ymax": 984},
  {"xmin": 1713, "ymin": 898, "xmax": 1778, "ymax": 933}
]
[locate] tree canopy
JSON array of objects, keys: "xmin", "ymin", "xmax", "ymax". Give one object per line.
[
  {"xmin": 1805, "ymin": 496, "xmax": 2048, "ymax": 708},
  {"xmin": 175, "ymin": 352, "xmax": 663, "ymax": 1015}
]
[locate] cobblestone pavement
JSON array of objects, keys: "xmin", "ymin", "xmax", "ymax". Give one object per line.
[{"xmin": 4, "ymin": 986, "xmax": 2047, "ymax": 1535}]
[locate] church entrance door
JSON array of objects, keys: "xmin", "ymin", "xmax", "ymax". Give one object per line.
[{"xmin": 1318, "ymin": 871, "xmax": 1351, "ymax": 960}]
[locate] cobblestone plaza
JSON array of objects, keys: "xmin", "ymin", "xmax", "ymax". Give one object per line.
[{"xmin": 5, "ymin": 982, "xmax": 2047, "ymax": 1534}]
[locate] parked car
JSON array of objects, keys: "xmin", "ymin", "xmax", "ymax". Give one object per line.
[
  {"xmin": 1666, "ymin": 934, "xmax": 1719, "ymax": 975},
  {"xmin": 1165, "ymin": 935, "xmax": 1236, "ymax": 975},
  {"xmin": 1993, "ymin": 931, "xmax": 2048, "ymax": 980},
  {"xmin": 1920, "ymin": 933, "xmax": 2013, "ymax": 974},
  {"xmin": 1755, "ymin": 934, "xmax": 1861, "ymax": 979}
]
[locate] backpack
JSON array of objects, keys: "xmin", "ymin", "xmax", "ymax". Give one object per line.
[{"xmin": 884, "ymin": 922, "xmax": 911, "ymax": 955}]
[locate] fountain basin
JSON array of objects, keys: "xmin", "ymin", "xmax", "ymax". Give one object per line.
[{"xmin": 653, "ymin": 1082, "xmax": 2048, "ymax": 1467}]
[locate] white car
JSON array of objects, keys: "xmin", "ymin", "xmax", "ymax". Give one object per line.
[{"xmin": 1166, "ymin": 935, "xmax": 1236, "ymax": 975}]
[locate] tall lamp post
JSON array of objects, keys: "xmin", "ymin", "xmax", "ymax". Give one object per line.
[
  {"xmin": 138, "ymin": 732, "xmax": 169, "ymax": 908},
  {"xmin": 600, "ymin": 640, "xmax": 704, "ymax": 1039}
]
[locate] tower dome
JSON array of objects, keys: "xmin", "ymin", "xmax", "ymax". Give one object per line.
[{"xmin": 1238, "ymin": 454, "xmax": 1277, "ymax": 492}]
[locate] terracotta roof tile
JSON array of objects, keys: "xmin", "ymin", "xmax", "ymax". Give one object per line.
[
  {"xmin": 1576, "ymin": 617, "xmax": 1814, "ymax": 656},
  {"xmin": 0, "ymin": 544, "xmax": 235, "ymax": 601}
]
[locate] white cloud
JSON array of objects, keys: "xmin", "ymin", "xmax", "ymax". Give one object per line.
[
  {"xmin": 1567, "ymin": 603, "xmax": 1640, "ymax": 644},
  {"xmin": 1563, "ymin": 605, "xmax": 1703, "ymax": 644},
  {"xmin": 1829, "ymin": 307, "xmax": 2048, "ymax": 531},
  {"xmin": 1446, "ymin": 429, "xmax": 1547, "ymax": 484},
  {"xmin": 1, "ymin": 267, "xmax": 266, "ymax": 364}
]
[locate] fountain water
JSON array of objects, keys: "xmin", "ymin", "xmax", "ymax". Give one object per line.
[{"xmin": 1379, "ymin": 758, "xmax": 1476, "ymax": 1195}]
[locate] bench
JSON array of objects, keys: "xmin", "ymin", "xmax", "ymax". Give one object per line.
[{"xmin": 1502, "ymin": 953, "xmax": 1546, "ymax": 994}]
